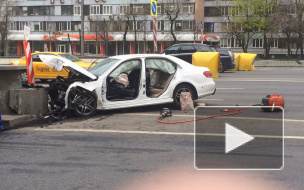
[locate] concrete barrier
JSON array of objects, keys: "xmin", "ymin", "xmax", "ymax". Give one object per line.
[
  {"xmin": 192, "ymin": 52, "xmax": 220, "ymax": 79},
  {"xmin": 9, "ymin": 88, "xmax": 48, "ymax": 116},
  {"xmin": 0, "ymin": 65, "xmax": 26, "ymax": 114}
]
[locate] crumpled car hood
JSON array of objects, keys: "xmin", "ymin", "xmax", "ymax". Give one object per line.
[{"xmin": 39, "ymin": 54, "xmax": 97, "ymax": 80}]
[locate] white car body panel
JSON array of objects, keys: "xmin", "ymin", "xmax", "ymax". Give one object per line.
[{"xmin": 44, "ymin": 54, "xmax": 215, "ymax": 111}]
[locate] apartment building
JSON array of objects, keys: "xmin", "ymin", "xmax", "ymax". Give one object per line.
[{"xmin": 6, "ymin": 0, "xmax": 221, "ymax": 56}]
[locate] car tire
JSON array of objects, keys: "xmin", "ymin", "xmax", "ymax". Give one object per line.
[
  {"xmin": 173, "ymin": 84, "xmax": 195, "ymax": 109},
  {"xmin": 71, "ymin": 92, "xmax": 97, "ymax": 117},
  {"xmin": 219, "ymin": 63, "xmax": 225, "ymax": 73},
  {"xmin": 40, "ymin": 79, "xmax": 49, "ymax": 83}
]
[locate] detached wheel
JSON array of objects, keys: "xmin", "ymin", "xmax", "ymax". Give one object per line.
[
  {"xmin": 71, "ymin": 92, "xmax": 97, "ymax": 117},
  {"xmin": 173, "ymin": 84, "xmax": 195, "ymax": 109},
  {"xmin": 219, "ymin": 63, "xmax": 225, "ymax": 73}
]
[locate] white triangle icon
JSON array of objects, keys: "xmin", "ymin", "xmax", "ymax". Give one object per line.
[{"xmin": 225, "ymin": 123, "xmax": 254, "ymax": 154}]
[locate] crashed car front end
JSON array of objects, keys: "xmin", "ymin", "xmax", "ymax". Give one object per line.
[{"xmin": 40, "ymin": 55, "xmax": 99, "ymax": 117}]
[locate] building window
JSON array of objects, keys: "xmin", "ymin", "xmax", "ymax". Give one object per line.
[
  {"xmin": 252, "ymin": 39, "xmax": 263, "ymax": 48},
  {"xmin": 175, "ymin": 21, "xmax": 182, "ymax": 31},
  {"xmin": 62, "ymin": 22, "xmax": 71, "ymax": 31},
  {"xmin": 34, "ymin": 21, "xmax": 43, "ymax": 31},
  {"xmin": 164, "ymin": 20, "xmax": 174, "ymax": 31},
  {"xmin": 62, "ymin": 6, "xmax": 73, "ymax": 16},
  {"xmin": 19, "ymin": 22, "xmax": 28, "ymax": 30},
  {"xmin": 220, "ymin": 38, "xmax": 232, "ymax": 48},
  {"xmin": 22, "ymin": 7, "xmax": 28, "ymax": 16},
  {"xmin": 133, "ymin": 5, "xmax": 144, "ymax": 14},
  {"xmin": 74, "ymin": 5, "xmax": 81, "ymax": 15},
  {"xmin": 182, "ymin": 21, "xmax": 193, "ymax": 30},
  {"xmin": 183, "ymin": 4, "xmax": 194, "ymax": 14},
  {"xmin": 9, "ymin": 22, "xmax": 17, "ymax": 30},
  {"xmin": 120, "ymin": 5, "xmax": 130, "ymax": 15},
  {"xmin": 270, "ymin": 39, "xmax": 278, "ymax": 48},
  {"xmin": 103, "ymin": 5, "xmax": 112, "ymax": 15},
  {"xmin": 90, "ymin": 5, "xmax": 100, "ymax": 15},
  {"xmin": 45, "ymin": 6, "xmax": 54, "ymax": 15},
  {"xmin": 157, "ymin": 4, "xmax": 161, "ymax": 14},
  {"xmin": 157, "ymin": 20, "xmax": 161, "ymax": 30}
]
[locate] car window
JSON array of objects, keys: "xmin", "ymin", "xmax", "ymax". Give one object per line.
[
  {"xmin": 89, "ymin": 58, "xmax": 120, "ymax": 77},
  {"xmin": 165, "ymin": 46, "xmax": 180, "ymax": 54},
  {"xmin": 145, "ymin": 58, "xmax": 176, "ymax": 74},
  {"xmin": 179, "ymin": 46, "xmax": 196, "ymax": 53},
  {"xmin": 59, "ymin": 54, "xmax": 82, "ymax": 62},
  {"xmin": 218, "ymin": 50, "xmax": 229, "ymax": 56},
  {"xmin": 109, "ymin": 59, "xmax": 142, "ymax": 78},
  {"xmin": 32, "ymin": 54, "xmax": 42, "ymax": 62},
  {"xmin": 197, "ymin": 45, "xmax": 216, "ymax": 52}
]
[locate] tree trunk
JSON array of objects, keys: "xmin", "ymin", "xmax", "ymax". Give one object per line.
[
  {"xmin": 299, "ymin": 32, "xmax": 303, "ymax": 60},
  {"xmin": 264, "ymin": 33, "xmax": 269, "ymax": 60},
  {"xmin": 170, "ymin": 20, "xmax": 176, "ymax": 44}
]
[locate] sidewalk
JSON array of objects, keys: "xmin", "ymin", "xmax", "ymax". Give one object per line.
[{"xmin": 254, "ymin": 60, "xmax": 304, "ymax": 67}]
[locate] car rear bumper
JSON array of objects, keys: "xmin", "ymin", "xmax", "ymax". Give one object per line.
[{"xmin": 196, "ymin": 81, "xmax": 216, "ymax": 99}]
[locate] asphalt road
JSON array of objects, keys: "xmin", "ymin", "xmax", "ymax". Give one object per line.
[{"xmin": 1, "ymin": 67, "xmax": 304, "ymax": 190}]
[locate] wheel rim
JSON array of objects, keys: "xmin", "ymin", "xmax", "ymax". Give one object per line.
[
  {"xmin": 219, "ymin": 64, "xmax": 224, "ymax": 73},
  {"xmin": 175, "ymin": 87, "xmax": 191, "ymax": 106},
  {"xmin": 21, "ymin": 72, "xmax": 28, "ymax": 82},
  {"xmin": 74, "ymin": 94, "xmax": 96, "ymax": 115}
]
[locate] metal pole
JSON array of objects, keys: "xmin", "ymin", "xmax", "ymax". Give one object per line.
[{"xmin": 80, "ymin": 0, "xmax": 84, "ymax": 56}]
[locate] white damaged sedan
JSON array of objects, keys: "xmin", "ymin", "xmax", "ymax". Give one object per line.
[{"xmin": 40, "ymin": 54, "xmax": 216, "ymax": 117}]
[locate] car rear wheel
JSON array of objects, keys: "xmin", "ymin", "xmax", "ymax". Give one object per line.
[
  {"xmin": 219, "ymin": 63, "xmax": 225, "ymax": 73},
  {"xmin": 173, "ymin": 84, "xmax": 195, "ymax": 109},
  {"xmin": 71, "ymin": 92, "xmax": 97, "ymax": 117}
]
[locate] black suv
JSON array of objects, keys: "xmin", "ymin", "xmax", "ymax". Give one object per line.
[
  {"xmin": 160, "ymin": 43, "xmax": 217, "ymax": 63},
  {"xmin": 161, "ymin": 44, "xmax": 235, "ymax": 73}
]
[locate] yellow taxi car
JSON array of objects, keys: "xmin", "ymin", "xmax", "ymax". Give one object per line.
[{"xmin": 11, "ymin": 52, "xmax": 93, "ymax": 81}]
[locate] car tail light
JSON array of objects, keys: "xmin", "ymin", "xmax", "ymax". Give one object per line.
[{"xmin": 203, "ymin": 71, "xmax": 212, "ymax": 78}]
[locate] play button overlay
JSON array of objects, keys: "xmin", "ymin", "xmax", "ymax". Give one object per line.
[
  {"xmin": 195, "ymin": 106, "xmax": 284, "ymax": 170},
  {"xmin": 225, "ymin": 123, "xmax": 254, "ymax": 154}
]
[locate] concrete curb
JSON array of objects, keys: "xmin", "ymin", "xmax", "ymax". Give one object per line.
[{"xmin": 1, "ymin": 115, "xmax": 34, "ymax": 130}]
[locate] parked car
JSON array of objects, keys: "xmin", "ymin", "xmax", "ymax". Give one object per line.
[
  {"xmin": 161, "ymin": 44, "xmax": 235, "ymax": 73},
  {"xmin": 40, "ymin": 54, "xmax": 216, "ymax": 117},
  {"xmin": 11, "ymin": 52, "xmax": 92, "ymax": 82},
  {"xmin": 217, "ymin": 49, "xmax": 235, "ymax": 73},
  {"xmin": 160, "ymin": 43, "xmax": 217, "ymax": 64}
]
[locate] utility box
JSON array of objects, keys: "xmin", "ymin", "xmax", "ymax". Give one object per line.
[{"xmin": 192, "ymin": 52, "xmax": 220, "ymax": 79}]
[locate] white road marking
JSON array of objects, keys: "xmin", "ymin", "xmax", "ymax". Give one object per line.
[
  {"xmin": 197, "ymin": 99, "xmax": 223, "ymax": 101},
  {"xmin": 217, "ymin": 88, "xmax": 245, "ymax": 90},
  {"xmin": 122, "ymin": 113, "xmax": 304, "ymax": 123},
  {"xmin": 34, "ymin": 128, "xmax": 304, "ymax": 140},
  {"xmin": 216, "ymin": 78, "xmax": 304, "ymax": 83}
]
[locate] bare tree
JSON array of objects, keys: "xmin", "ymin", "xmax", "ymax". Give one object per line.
[
  {"xmin": 161, "ymin": 0, "xmax": 183, "ymax": 44},
  {"xmin": 295, "ymin": 0, "xmax": 304, "ymax": 59},
  {"xmin": 0, "ymin": 0, "xmax": 13, "ymax": 56},
  {"xmin": 274, "ymin": 1, "xmax": 297, "ymax": 59}
]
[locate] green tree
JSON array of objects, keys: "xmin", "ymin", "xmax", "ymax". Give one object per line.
[
  {"xmin": 227, "ymin": 0, "xmax": 262, "ymax": 53},
  {"xmin": 255, "ymin": 0, "xmax": 278, "ymax": 59}
]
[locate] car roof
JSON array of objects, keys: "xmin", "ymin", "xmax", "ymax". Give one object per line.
[
  {"xmin": 32, "ymin": 52, "xmax": 68, "ymax": 55},
  {"xmin": 110, "ymin": 54, "xmax": 174, "ymax": 59},
  {"xmin": 171, "ymin": 43, "xmax": 209, "ymax": 47}
]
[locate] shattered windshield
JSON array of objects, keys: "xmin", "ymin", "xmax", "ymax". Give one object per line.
[{"xmin": 89, "ymin": 58, "xmax": 119, "ymax": 77}]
